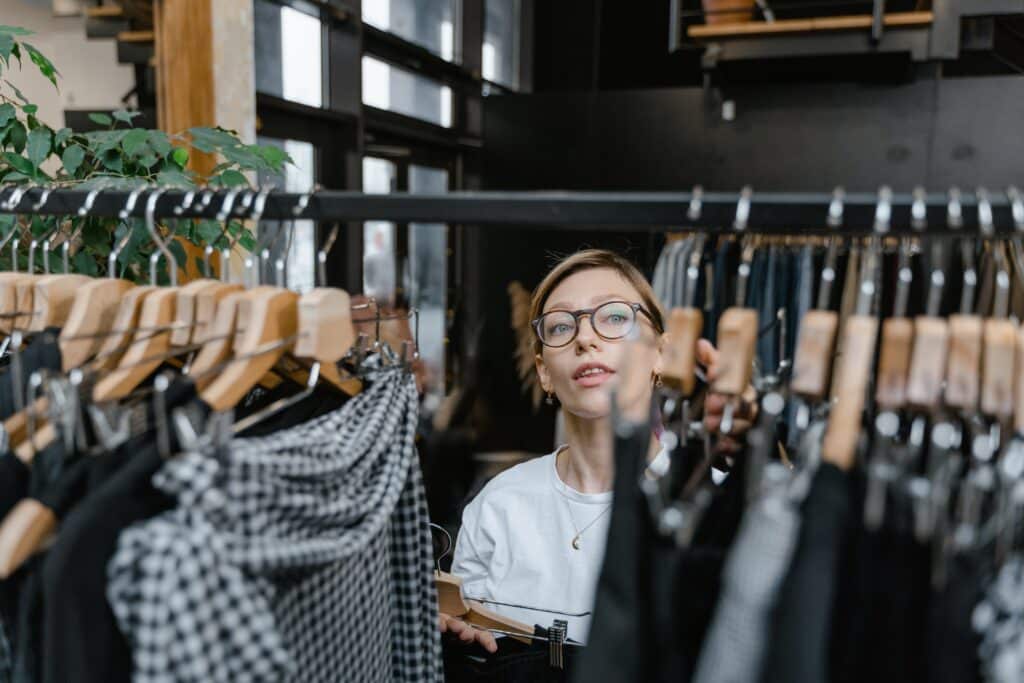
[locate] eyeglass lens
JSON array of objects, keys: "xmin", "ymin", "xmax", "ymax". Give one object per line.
[{"xmin": 539, "ymin": 301, "xmax": 637, "ymax": 347}]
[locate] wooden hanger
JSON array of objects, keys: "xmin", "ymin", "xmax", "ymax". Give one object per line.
[
  {"xmin": 192, "ymin": 283, "xmax": 244, "ymax": 344},
  {"xmin": 58, "ymin": 278, "xmax": 136, "ymax": 371},
  {"xmin": 89, "ymin": 286, "xmax": 159, "ymax": 371},
  {"xmin": 791, "ymin": 237, "xmax": 843, "ymax": 404},
  {"xmin": 982, "ymin": 244, "xmax": 1016, "ymax": 420},
  {"xmin": 822, "ymin": 234, "xmax": 883, "ymax": 471},
  {"xmin": 435, "ymin": 572, "xmax": 534, "ymax": 643},
  {"xmin": 907, "ymin": 244, "xmax": 951, "ymax": 411},
  {"xmin": 944, "ymin": 241, "xmax": 982, "ymax": 412},
  {"xmin": 662, "ymin": 236, "xmax": 705, "ymax": 396},
  {"xmin": 93, "ymin": 189, "xmax": 181, "ymax": 402},
  {"xmin": 294, "ymin": 287, "xmax": 361, "ymax": 395},
  {"xmin": 200, "ymin": 285, "xmax": 300, "ymax": 411},
  {"xmin": 711, "ymin": 241, "xmax": 758, "ymax": 426},
  {"xmin": 188, "ymin": 290, "xmax": 246, "ymax": 390}
]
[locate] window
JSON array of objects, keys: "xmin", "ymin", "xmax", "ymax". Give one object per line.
[
  {"xmin": 408, "ymin": 165, "xmax": 449, "ymax": 398},
  {"xmin": 363, "ymin": 157, "xmax": 398, "ymax": 303},
  {"xmin": 256, "ymin": 138, "xmax": 317, "ymax": 293},
  {"xmin": 255, "ymin": 0, "xmax": 324, "ymax": 107},
  {"xmin": 362, "ymin": 56, "xmax": 453, "ymax": 128},
  {"xmin": 484, "ymin": 0, "xmax": 520, "ymax": 89},
  {"xmin": 363, "ymin": 0, "xmax": 457, "ymax": 62}
]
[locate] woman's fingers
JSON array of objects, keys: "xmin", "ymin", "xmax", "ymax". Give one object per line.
[
  {"xmin": 696, "ymin": 339, "xmax": 719, "ymax": 381},
  {"xmin": 439, "ymin": 615, "xmax": 498, "ymax": 654}
]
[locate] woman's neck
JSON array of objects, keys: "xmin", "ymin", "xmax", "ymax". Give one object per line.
[{"xmin": 557, "ymin": 413, "xmax": 662, "ymax": 494}]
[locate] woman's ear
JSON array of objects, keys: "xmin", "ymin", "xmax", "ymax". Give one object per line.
[
  {"xmin": 652, "ymin": 331, "xmax": 669, "ymax": 377},
  {"xmin": 535, "ymin": 353, "xmax": 552, "ymax": 394}
]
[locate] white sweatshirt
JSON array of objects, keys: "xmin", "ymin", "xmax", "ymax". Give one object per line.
[{"xmin": 451, "ymin": 443, "xmax": 670, "ymax": 644}]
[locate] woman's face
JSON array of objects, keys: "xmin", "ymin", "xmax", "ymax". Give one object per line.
[{"xmin": 535, "ymin": 267, "xmax": 664, "ymax": 420}]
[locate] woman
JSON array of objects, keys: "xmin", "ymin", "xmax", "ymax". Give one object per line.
[{"xmin": 442, "ymin": 249, "xmax": 754, "ymax": 651}]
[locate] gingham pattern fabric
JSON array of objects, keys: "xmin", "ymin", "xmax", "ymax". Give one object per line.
[{"xmin": 107, "ymin": 366, "xmax": 442, "ymax": 682}]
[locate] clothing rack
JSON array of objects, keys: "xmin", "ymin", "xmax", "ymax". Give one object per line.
[{"xmin": 1, "ymin": 185, "xmax": 1023, "ymax": 235}]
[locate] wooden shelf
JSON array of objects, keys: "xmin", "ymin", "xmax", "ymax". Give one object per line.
[
  {"xmin": 117, "ymin": 30, "xmax": 154, "ymax": 43},
  {"xmin": 688, "ymin": 11, "xmax": 933, "ymax": 40},
  {"xmin": 86, "ymin": 5, "xmax": 125, "ymax": 19}
]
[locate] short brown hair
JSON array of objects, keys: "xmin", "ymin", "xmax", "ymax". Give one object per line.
[{"xmin": 529, "ymin": 249, "xmax": 665, "ymax": 355}]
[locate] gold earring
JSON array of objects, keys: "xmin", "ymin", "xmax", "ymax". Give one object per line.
[{"xmin": 654, "ymin": 372, "xmax": 663, "ymax": 387}]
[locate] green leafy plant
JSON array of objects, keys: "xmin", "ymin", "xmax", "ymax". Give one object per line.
[{"xmin": 0, "ymin": 24, "xmax": 291, "ymax": 282}]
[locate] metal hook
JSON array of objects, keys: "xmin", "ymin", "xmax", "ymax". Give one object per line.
[
  {"xmin": 77, "ymin": 188, "xmax": 102, "ymax": 217},
  {"xmin": 960, "ymin": 240, "xmax": 977, "ymax": 316},
  {"xmin": 317, "ymin": 222, "xmax": 341, "ymax": 287},
  {"xmin": 687, "ymin": 185, "xmax": 704, "ymax": 223},
  {"xmin": 827, "ymin": 186, "xmax": 845, "ymax": 228},
  {"xmin": 119, "ymin": 185, "xmax": 148, "ymax": 220},
  {"xmin": 977, "ymin": 187, "xmax": 995, "ymax": 238},
  {"xmin": 172, "ymin": 189, "xmax": 197, "ymax": 216},
  {"xmin": 732, "ymin": 186, "xmax": 752, "ymax": 232},
  {"xmin": 912, "ymin": 186, "xmax": 927, "ymax": 231},
  {"xmin": 30, "ymin": 187, "xmax": 52, "ymax": 212},
  {"xmin": 3, "ymin": 185, "xmax": 28, "ymax": 211},
  {"xmin": 235, "ymin": 187, "xmax": 272, "ymax": 286},
  {"xmin": 202, "ymin": 188, "xmax": 244, "ymax": 278},
  {"xmin": 108, "ymin": 228, "xmax": 133, "ymax": 278},
  {"xmin": 145, "ymin": 189, "xmax": 175, "ymax": 286},
  {"xmin": 948, "ymin": 187, "xmax": 963, "ymax": 230},
  {"xmin": 874, "ymin": 186, "xmax": 893, "ymax": 234},
  {"xmin": 1008, "ymin": 187, "xmax": 1024, "ymax": 233},
  {"xmin": 894, "ymin": 238, "xmax": 913, "ymax": 318}
]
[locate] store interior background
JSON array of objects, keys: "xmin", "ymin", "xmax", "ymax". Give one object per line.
[{"xmin": 3, "ymin": 0, "xmax": 1024, "ymax": 527}]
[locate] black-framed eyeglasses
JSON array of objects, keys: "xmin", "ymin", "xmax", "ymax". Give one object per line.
[{"xmin": 532, "ymin": 301, "xmax": 661, "ymax": 348}]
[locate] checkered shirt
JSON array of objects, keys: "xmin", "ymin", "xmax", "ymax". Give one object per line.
[{"xmin": 107, "ymin": 367, "xmax": 443, "ymax": 682}]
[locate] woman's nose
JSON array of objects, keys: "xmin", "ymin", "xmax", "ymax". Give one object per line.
[{"xmin": 574, "ymin": 314, "xmax": 601, "ymax": 347}]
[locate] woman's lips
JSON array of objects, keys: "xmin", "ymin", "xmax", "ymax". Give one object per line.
[{"xmin": 573, "ymin": 365, "xmax": 615, "ymax": 387}]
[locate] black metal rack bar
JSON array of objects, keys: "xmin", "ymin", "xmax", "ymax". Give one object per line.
[{"xmin": 0, "ymin": 186, "xmax": 1022, "ymax": 236}]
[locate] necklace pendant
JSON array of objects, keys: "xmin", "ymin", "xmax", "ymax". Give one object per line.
[{"xmin": 572, "ymin": 535, "xmax": 581, "ymax": 550}]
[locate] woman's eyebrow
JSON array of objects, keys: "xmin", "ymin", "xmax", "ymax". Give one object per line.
[{"xmin": 545, "ymin": 294, "xmax": 629, "ymax": 311}]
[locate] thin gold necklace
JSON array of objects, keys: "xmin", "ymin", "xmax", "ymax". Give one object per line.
[
  {"xmin": 565, "ymin": 498, "xmax": 612, "ymax": 550},
  {"xmin": 559, "ymin": 447, "xmax": 612, "ymax": 550}
]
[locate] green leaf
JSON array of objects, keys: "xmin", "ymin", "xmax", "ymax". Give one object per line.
[
  {"xmin": 4, "ymin": 80, "xmax": 28, "ymax": 104},
  {"xmin": 73, "ymin": 251, "xmax": 98, "ymax": 277},
  {"xmin": 238, "ymin": 228, "xmax": 256, "ymax": 252},
  {"xmin": 61, "ymin": 144, "xmax": 85, "ymax": 175},
  {"xmin": 112, "ymin": 109, "xmax": 141, "ymax": 125},
  {"xmin": 218, "ymin": 169, "xmax": 249, "ymax": 187},
  {"xmin": 255, "ymin": 144, "xmax": 291, "ymax": 169},
  {"xmin": 26, "ymin": 127, "xmax": 51, "ymax": 169},
  {"xmin": 100, "ymin": 148, "xmax": 123, "ymax": 173},
  {"xmin": 0, "ymin": 33, "xmax": 13, "ymax": 67},
  {"xmin": 137, "ymin": 153, "xmax": 159, "ymax": 170},
  {"xmin": 53, "ymin": 127, "xmax": 72, "ymax": 147},
  {"xmin": 0, "ymin": 26, "xmax": 34, "ymax": 36},
  {"xmin": 2, "ymin": 152, "xmax": 33, "ymax": 175},
  {"xmin": 1, "ymin": 172, "xmax": 30, "ymax": 182},
  {"xmin": 88, "ymin": 112, "xmax": 112, "ymax": 127},
  {"xmin": 171, "ymin": 147, "xmax": 189, "ymax": 168},
  {"xmin": 20, "ymin": 104, "xmax": 36, "ymax": 115},
  {"xmin": 194, "ymin": 256, "xmax": 206, "ymax": 275},
  {"xmin": 0, "ymin": 103, "xmax": 14, "ymax": 128},
  {"xmin": 196, "ymin": 219, "xmax": 223, "ymax": 247},
  {"xmin": 220, "ymin": 144, "xmax": 264, "ymax": 170},
  {"xmin": 155, "ymin": 168, "xmax": 193, "ymax": 188},
  {"xmin": 167, "ymin": 240, "xmax": 187, "ymax": 272},
  {"xmin": 7, "ymin": 121, "xmax": 26, "ymax": 153},
  {"xmin": 121, "ymin": 128, "xmax": 148, "ymax": 157},
  {"xmin": 148, "ymin": 130, "xmax": 172, "ymax": 157},
  {"xmin": 22, "ymin": 42, "xmax": 58, "ymax": 87},
  {"xmin": 188, "ymin": 126, "xmax": 240, "ymax": 150}
]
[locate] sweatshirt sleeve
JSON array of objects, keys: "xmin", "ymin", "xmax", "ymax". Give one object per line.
[{"xmin": 450, "ymin": 493, "xmax": 495, "ymax": 600}]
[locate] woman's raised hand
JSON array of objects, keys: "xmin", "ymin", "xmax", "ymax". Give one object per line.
[
  {"xmin": 696, "ymin": 339, "xmax": 758, "ymax": 455},
  {"xmin": 439, "ymin": 613, "xmax": 499, "ymax": 654}
]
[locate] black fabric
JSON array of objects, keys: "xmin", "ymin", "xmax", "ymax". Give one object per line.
[
  {"xmin": 572, "ymin": 421, "xmax": 745, "ymax": 683},
  {"xmin": 759, "ymin": 463, "xmax": 850, "ymax": 683},
  {"xmin": 0, "ymin": 452, "xmax": 29, "ymax": 520},
  {"xmin": 925, "ymin": 553, "xmax": 985, "ymax": 683},
  {"xmin": 832, "ymin": 476, "xmax": 932, "ymax": 683},
  {"xmin": 443, "ymin": 631, "xmax": 583, "ymax": 683},
  {"xmin": 0, "ymin": 328, "xmax": 63, "ymax": 421},
  {"xmin": 41, "ymin": 381, "xmax": 349, "ymax": 683},
  {"xmin": 571, "ymin": 421, "xmax": 652, "ymax": 683}
]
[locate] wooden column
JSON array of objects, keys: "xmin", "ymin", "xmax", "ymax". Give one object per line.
[{"xmin": 153, "ymin": 0, "xmax": 256, "ymax": 278}]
